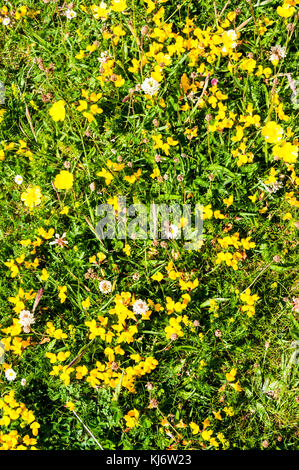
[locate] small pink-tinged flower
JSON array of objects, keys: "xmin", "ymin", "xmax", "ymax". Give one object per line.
[
  {"xmin": 211, "ymin": 78, "xmax": 218, "ymax": 86},
  {"xmin": 292, "ymin": 297, "xmax": 299, "ymax": 313},
  {"xmin": 49, "ymin": 233, "xmax": 68, "ymax": 247},
  {"xmin": 99, "ymin": 280, "xmax": 112, "ymax": 294},
  {"xmin": 19, "ymin": 310, "xmax": 35, "ymax": 333},
  {"xmin": 133, "ymin": 299, "xmax": 149, "ymax": 316}
]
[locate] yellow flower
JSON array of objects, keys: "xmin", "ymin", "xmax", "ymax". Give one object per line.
[
  {"xmin": 212, "ymin": 410, "xmax": 222, "ymax": 420},
  {"xmin": 60, "ymin": 206, "xmax": 70, "ymax": 215},
  {"xmin": 75, "ymin": 365, "xmax": 89, "ymax": 379},
  {"xmin": 82, "ymin": 297, "xmax": 91, "ymax": 309},
  {"xmin": 49, "ymin": 100, "xmax": 66, "ymax": 122},
  {"xmin": 261, "ymin": 121, "xmax": 283, "ymax": 144},
  {"xmin": 151, "ymin": 272, "xmax": 163, "ymax": 282},
  {"xmin": 124, "ymin": 409, "xmax": 139, "ymax": 428},
  {"xmin": 189, "ymin": 422, "xmax": 200, "ymax": 435},
  {"xmin": 150, "ymin": 167, "xmax": 161, "ymax": 179},
  {"xmin": 46, "ymin": 352, "xmax": 57, "ymax": 364},
  {"xmin": 97, "ymin": 168, "xmax": 114, "ymax": 185},
  {"xmin": 114, "ymin": 75, "xmax": 125, "ymax": 87},
  {"xmin": 277, "ymin": 4, "xmax": 295, "ymax": 18},
  {"xmin": 54, "ymin": 170, "xmax": 74, "ymax": 190},
  {"xmin": 21, "ymin": 186, "xmax": 42, "ymax": 209},
  {"xmin": 123, "ymin": 244, "xmax": 131, "ymax": 256},
  {"xmin": 230, "ymin": 380, "xmax": 242, "ymax": 392},
  {"xmin": 111, "ymin": 0, "xmax": 127, "ymax": 13},
  {"xmin": 30, "ymin": 422, "xmax": 40, "ymax": 437},
  {"xmin": 214, "ymin": 210, "xmax": 225, "ymax": 219},
  {"xmin": 202, "ymin": 418, "xmax": 210, "ymax": 429},
  {"xmin": 58, "ymin": 285, "xmax": 67, "ymax": 303},
  {"xmin": 40, "ymin": 268, "xmax": 49, "ymax": 281},
  {"xmin": 202, "ymin": 429, "xmax": 213, "ymax": 441},
  {"xmin": 75, "ymin": 50, "xmax": 85, "ymax": 60},
  {"xmin": 97, "ymin": 252, "xmax": 106, "ymax": 263},
  {"xmin": 223, "ymin": 195, "xmax": 234, "ymax": 207},
  {"xmin": 273, "ymin": 141, "xmax": 298, "ymax": 164},
  {"xmin": 210, "ymin": 437, "xmax": 219, "ymax": 448},
  {"xmin": 226, "ymin": 367, "xmax": 237, "ymax": 382},
  {"xmin": 65, "ymin": 401, "xmax": 75, "ymax": 411},
  {"xmin": 223, "ymin": 406, "xmax": 234, "ymax": 416},
  {"xmin": 240, "ymin": 58, "xmax": 256, "ymax": 74},
  {"xmin": 38, "ymin": 227, "xmax": 55, "ymax": 239},
  {"xmin": 57, "ymin": 351, "xmax": 71, "ymax": 362},
  {"xmin": 248, "ymin": 193, "xmax": 257, "ymax": 203},
  {"xmin": 264, "ymin": 167, "xmax": 277, "ymax": 185}
]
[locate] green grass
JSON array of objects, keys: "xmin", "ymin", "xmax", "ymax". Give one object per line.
[{"xmin": 0, "ymin": 0, "xmax": 298, "ymax": 451}]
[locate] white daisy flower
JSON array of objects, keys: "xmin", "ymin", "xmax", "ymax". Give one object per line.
[
  {"xmin": 5, "ymin": 368, "xmax": 16, "ymax": 381},
  {"xmin": 2, "ymin": 17, "xmax": 11, "ymax": 27},
  {"xmin": 165, "ymin": 223, "xmax": 179, "ymax": 240},
  {"xmin": 14, "ymin": 175, "xmax": 23, "ymax": 185},
  {"xmin": 99, "ymin": 280, "xmax": 112, "ymax": 294},
  {"xmin": 141, "ymin": 77, "xmax": 160, "ymax": 97},
  {"xmin": 133, "ymin": 299, "xmax": 149, "ymax": 316},
  {"xmin": 66, "ymin": 9, "xmax": 77, "ymax": 19},
  {"xmin": 21, "ymin": 378, "xmax": 27, "ymax": 387}
]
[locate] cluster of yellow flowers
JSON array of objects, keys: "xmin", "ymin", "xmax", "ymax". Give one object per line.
[
  {"xmin": 124, "ymin": 409, "xmax": 139, "ymax": 428},
  {"xmin": 0, "ymin": 391, "xmax": 39, "ymax": 450},
  {"xmin": 239, "ymin": 289, "xmax": 260, "ymax": 318},
  {"xmin": 0, "ymin": 288, "xmax": 36, "ymax": 356},
  {"xmin": 0, "ymin": 4, "xmax": 39, "ymax": 25},
  {"xmin": 45, "ymin": 321, "xmax": 68, "ymax": 340},
  {"xmin": 189, "ymin": 417, "xmax": 230, "ymax": 449},
  {"xmin": 3, "ymin": 226, "xmax": 57, "ymax": 280},
  {"xmin": 152, "ymin": 134, "xmax": 179, "ymax": 156},
  {"xmin": 45, "ymin": 292, "xmax": 159, "ymax": 391},
  {"xmin": 273, "ymin": 140, "xmax": 298, "ymax": 164},
  {"xmin": 285, "ymin": 191, "xmax": 299, "ymax": 208},
  {"xmin": 76, "ymin": 89, "xmax": 103, "ymax": 123},
  {"xmin": 81, "ymin": 0, "xmax": 128, "ymax": 18},
  {"xmin": 84, "ymin": 355, "xmax": 158, "ymax": 393},
  {"xmin": 277, "ymin": 0, "xmax": 298, "ymax": 18},
  {"xmin": 216, "ymin": 233, "xmax": 256, "ymax": 270},
  {"xmin": 97, "ymin": 159, "xmax": 125, "ymax": 185},
  {"xmin": 165, "ymin": 293, "xmax": 191, "ymax": 314},
  {"xmin": 0, "ymin": 139, "xmax": 33, "ymax": 161},
  {"xmin": 164, "ymin": 314, "xmax": 194, "ymax": 340}
]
